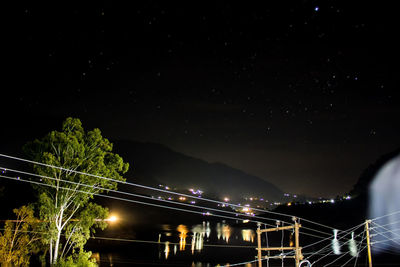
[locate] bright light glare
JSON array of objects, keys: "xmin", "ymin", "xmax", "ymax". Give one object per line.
[
  {"xmin": 105, "ymin": 215, "xmax": 118, "ymax": 223},
  {"xmin": 109, "ymin": 215, "xmax": 117, "ymax": 222}
]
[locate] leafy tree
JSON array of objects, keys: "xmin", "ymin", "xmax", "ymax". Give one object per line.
[
  {"xmin": 0, "ymin": 205, "xmax": 40, "ymax": 267},
  {"xmin": 54, "ymin": 250, "xmax": 96, "ymax": 267},
  {"xmin": 23, "ymin": 117, "xmax": 129, "ymax": 265}
]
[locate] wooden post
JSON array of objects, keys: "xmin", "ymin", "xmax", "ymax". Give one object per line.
[
  {"xmin": 365, "ymin": 220, "xmax": 373, "ymax": 267},
  {"xmin": 257, "ymin": 223, "xmax": 262, "ymax": 267},
  {"xmin": 256, "ymin": 220, "xmax": 302, "ymax": 267},
  {"xmin": 294, "ymin": 218, "xmax": 303, "ymax": 267}
]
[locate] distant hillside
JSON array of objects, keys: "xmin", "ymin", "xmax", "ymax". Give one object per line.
[
  {"xmin": 349, "ymin": 148, "xmax": 400, "ymax": 197},
  {"xmin": 112, "ymin": 140, "xmax": 283, "ymax": 202}
]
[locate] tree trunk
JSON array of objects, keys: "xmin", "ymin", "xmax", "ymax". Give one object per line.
[
  {"xmin": 49, "ymin": 239, "xmax": 53, "ymax": 265},
  {"xmin": 52, "ymin": 209, "xmax": 64, "ymax": 265},
  {"xmin": 52, "ymin": 229, "xmax": 61, "ymax": 264}
]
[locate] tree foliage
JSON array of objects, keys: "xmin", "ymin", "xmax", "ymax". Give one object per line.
[
  {"xmin": 23, "ymin": 117, "xmax": 129, "ymax": 265},
  {"xmin": 54, "ymin": 250, "xmax": 97, "ymax": 267},
  {"xmin": 0, "ymin": 205, "xmax": 40, "ymax": 267}
]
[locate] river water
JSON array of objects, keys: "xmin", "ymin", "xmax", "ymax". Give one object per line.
[{"xmin": 88, "ymin": 220, "xmax": 259, "ymax": 266}]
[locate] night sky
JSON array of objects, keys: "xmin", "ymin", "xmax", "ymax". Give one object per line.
[{"xmin": 2, "ymin": 1, "xmax": 399, "ymax": 197}]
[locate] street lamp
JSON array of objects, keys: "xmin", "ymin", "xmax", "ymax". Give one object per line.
[
  {"xmin": 107, "ymin": 215, "xmax": 118, "ymax": 222},
  {"xmin": 100, "ymin": 214, "xmax": 119, "ymax": 224}
]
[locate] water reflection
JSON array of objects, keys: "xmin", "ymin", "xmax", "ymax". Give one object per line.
[
  {"xmin": 192, "ymin": 262, "xmax": 210, "ymax": 267},
  {"xmin": 164, "ymin": 241, "xmax": 170, "ymax": 259},
  {"xmin": 191, "ymin": 221, "xmax": 210, "ymax": 253},
  {"xmin": 241, "ymin": 229, "xmax": 255, "ymax": 243},
  {"xmin": 158, "ymin": 221, "xmax": 254, "ymax": 261},
  {"xmin": 94, "ymin": 221, "xmax": 256, "ymax": 266},
  {"xmin": 216, "ymin": 222, "xmax": 232, "ymax": 243},
  {"xmin": 177, "ymin": 224, "xmax": 188, "ymax": 251},
  {"xmin": 191, "ymin": 232, "xmax": 204, "ymax": 254}
]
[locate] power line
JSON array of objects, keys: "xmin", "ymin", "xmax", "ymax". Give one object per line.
[
  {"xmin": 310, "ymin": 234, "xmax": 368, "ymax": 266},
  {"xmin": 1, "ymin": 170, "xmax": 351, "ymax": 266},
  {"xmin": 1, "ymin": 166, "xmax": 339, "ymax": 242},
  {"xmin": 4, "ymin": 165, "xmax": 336, "ymax": 238},
  {"xmin": 340, "ymin": 245, "xmax": 368, "ymax": 267},
  {"xmin": 0, "ymin": 228, "xmax": 257, "ymax": 249},
  {"xmin": 0, "ymin": 174, "xmax": 265, "ymax": 225},
  {"xmin": 370, "ymin": 244, "xmax": 400, "ymax": 256},
  {"xmin": 323, "ymin": 244, "xmax": 368, "ymax": 267},
  {"xmin": 303, "ymin": 226, "xmax": 366, "ymax": 262},
  {"xmin": 371, "ymin": 222, "xmax": 400, "ymax": 239},
  {"xmin": 370, "ymin": 223, "xmax": 400, "ymax": 247},
  {"xmin": 0, "ymin": 166, "xmax": 279, "ymax": 227},
  {"xmin": 92, "ymin": 236, "xmax": 257, "ymax": 248},
  {"xmin": 283, "ymin": 222, "xmax": 365, "ymax": 259},
  {"xmin": 352, "ymin": 224, "xmax": 366, "ymax": 267},
  {"xmin": 371, "ymin": 210, "xmax": 400, "ymax": 222},
  {"xmin": 0, "ymin": 153, "xmax": 340, "ymax": 232},
  {"xmin": 221, "ymin": 258, "xmax": 259, "ymax": 267},
  {"xmin": 373, "ymin": 219, "xmax": 400, "ymax": 228}
]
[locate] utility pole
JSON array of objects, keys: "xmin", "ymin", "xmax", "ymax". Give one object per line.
[
  {"xmin": 255, "ymin": 217, "xmax": 303, "ymax": 267},
  {"xmin": 257, "ymin": 223, "xmax": 262, "ymax": 267},
  {"xmin": 365, "ymin": 220, "xmax": 373, "ymax": 267},
  {"xmin": 294, "ymin": 218, "xmax": 302, "ymax": 267}
]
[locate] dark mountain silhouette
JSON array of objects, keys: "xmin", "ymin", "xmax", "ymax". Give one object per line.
[
  {"xmin": 112, "ymin": 140, "xmax": 283, "ymax": 202},
  {"xmin": 349, "ymin": 148, "xmax": 400, "ymax": 198}
]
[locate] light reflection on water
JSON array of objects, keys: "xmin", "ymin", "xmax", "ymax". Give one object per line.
[
  {"xmin": 216, "ymin": 222, "xmax": 232, "ymax": 243},
  {"xmin": 177, "ymin": 224, "xmax": 188, "ymax": 251},
  {"xmin": 241, "ymin": 229, "xmax": 255, "ymax": 243},
  {"xmin": 94, "ymin": 221, "xmax": 256, "ymax": 266},
  {"xmin": 160, "ymin": 221, "xmax": 255, "ymax": 259}
]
